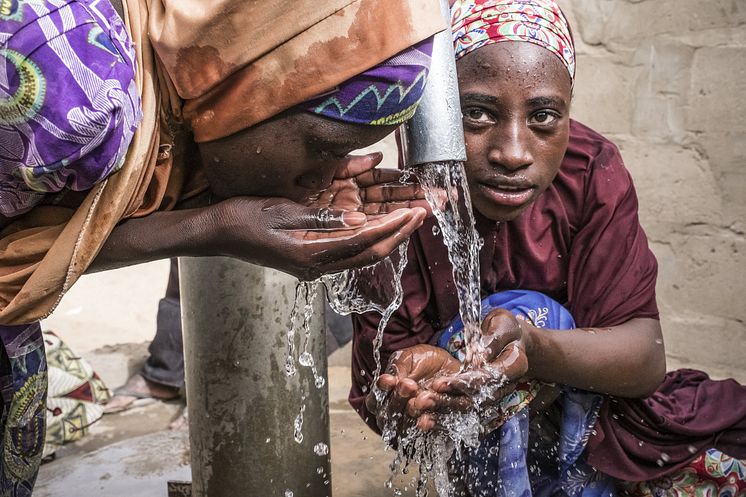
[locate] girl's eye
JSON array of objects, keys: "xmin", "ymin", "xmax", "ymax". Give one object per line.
[
  {"xmin": 529, "ymin": 111, "xmax": 559, "ymax": 126},
  {"xmin": 463, "ymin": 107, "xmax": 493, "ymax": 124},
  {"xmin": 468, "ymin": 109, "xmax": 485, "ymax": 120}
]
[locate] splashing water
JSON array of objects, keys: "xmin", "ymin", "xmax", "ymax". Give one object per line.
[
  {"xmin": 313, "ymin": 442, "xmax": 329, "ymax": 456},
  {"xmin": 417, "ymin": 161, "xmax": 485, "ymax": 367},
  {"xmin": 287, "ymin": 283, "xmax": 327, "ymax": 389},
  {"xmin": 322, "ymin": 242, "xmax": 409, "ymax": 388},
  {"xmin": 293, "ymin": 403, "xmax": 306, "ymax": 444},
  {"xmin": 284, "ymin": 162, "xmax": 488, "ymax": 496},
  {"xmin": 285, "ymin": 244, "xmax": 409, "ymax": 459},
  {"xmin": 378, "ymin": 161, "xmax": 492, "ymax": 496}
]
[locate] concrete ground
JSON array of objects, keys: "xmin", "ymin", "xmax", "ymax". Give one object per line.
[{"xmin": 37, "ymin": 260, "xmax": 422, "ymax": 497}]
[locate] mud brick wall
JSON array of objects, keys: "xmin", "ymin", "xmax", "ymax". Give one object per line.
[{"xmin": 560, "ymin": 0, "xmax": 746, "ymax": 380}]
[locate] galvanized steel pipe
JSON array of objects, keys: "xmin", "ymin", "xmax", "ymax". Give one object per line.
[
  {"xmin": 179, "ymin": 258, "xmax": 331, "ymax": 497},
  {"xmin": 402, "ymin": 0, "xmax": 467, "ymax": 167}
]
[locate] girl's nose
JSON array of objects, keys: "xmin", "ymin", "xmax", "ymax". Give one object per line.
[{"xmin": 487, "ymin": 120, "xmax": 533, "ymax": 171}]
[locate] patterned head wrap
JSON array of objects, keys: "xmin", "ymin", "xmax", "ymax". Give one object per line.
[
  {"xmin": 451, "ymin": 0, "xmax": 575, "ymax": 84},
  {"xmin": 0, "ymin": 0, "xmax": 142, "ymax": 217},
  {"xmin": 302, "ymin": 37, "xmax": 434, "ymax": 126}
]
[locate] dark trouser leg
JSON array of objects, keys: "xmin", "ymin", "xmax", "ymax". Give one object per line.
[
  {"xmin": 141, "ymin": 259, "xmax": 184, "ymax": 388},
  {"xmin": 324, "ymin": 303, "xmax": 353, "ymax": 355},
  {"xmin": 0, "ymin": 322, "xmax": 47, "ymax": 497}
]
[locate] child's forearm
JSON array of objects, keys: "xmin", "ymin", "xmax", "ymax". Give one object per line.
[
  {"xmin": 87, "ymin": 207, "xmax": 218, "ymax": 273},
  {"xmin": 526, "ymin": 318, "xmax": 666, "ymax": 398}
]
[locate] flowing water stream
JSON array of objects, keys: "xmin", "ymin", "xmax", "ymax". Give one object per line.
[{"xmin": 285, "ymin": 160, "xmax": 490, "ymax": 496}]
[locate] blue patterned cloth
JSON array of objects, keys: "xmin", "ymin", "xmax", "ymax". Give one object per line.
[
  {"xmin": 0, "ymin": 323, "xmax": 47, "ymax": 497},
  {"xmin": 437, "ymin": 290, "xmax": 616, "ymax": 497}
]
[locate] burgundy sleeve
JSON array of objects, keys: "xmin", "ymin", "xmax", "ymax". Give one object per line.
[
  {"xmin": 566, "ymin": 141, "xmax": 659, "ymax": 328},
  {"xmin": 349, "ymin": 235, "xmax": 439, "ymax": 433}
]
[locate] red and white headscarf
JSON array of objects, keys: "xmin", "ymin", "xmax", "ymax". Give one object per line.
[{"xmin": 451, "ymin": 0, "xmax": 576, "ymax": 85}]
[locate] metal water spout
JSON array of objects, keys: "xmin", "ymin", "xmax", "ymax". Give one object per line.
[{"xmin": 402, "ymin": 0, "xmax": 467, "ymax": 168}]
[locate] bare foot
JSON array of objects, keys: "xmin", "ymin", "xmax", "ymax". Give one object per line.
[
  {"xmin": 169, "ymin": 407, "xmax": 188, "ymax": 431},
  {"xmin": 103, "ymin": 373, "xmax": 180, "ymax": 414}
]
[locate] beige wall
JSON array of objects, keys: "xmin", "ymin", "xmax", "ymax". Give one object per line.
[{"xmin": 559, "ymin": 0, "xmax": 746, "ymax": 380}]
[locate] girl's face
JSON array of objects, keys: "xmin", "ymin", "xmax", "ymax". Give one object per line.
[
  {"xmin": 457, "ymin": 42, "xmax": 573, "ymax": 222},
  {"xmin": 199, "ymin": 111, "xmax": 395, "ymax": 203}
]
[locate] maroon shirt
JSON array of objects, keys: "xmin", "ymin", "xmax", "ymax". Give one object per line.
[{"xmin": 350, "ymin": 120, "xmax": 659, "ymax": 424}]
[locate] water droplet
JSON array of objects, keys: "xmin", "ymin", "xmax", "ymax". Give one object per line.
[
  {"xmin": 293, "ymin": 405, "xmax": 305, "ymax": 444},
  {"xmin": 284, "ymin": 491, "xmax": 293, "ymax": 497},
  {"xmin": 432, "ymin": 225, "xmax": 440, "ymax": 236},
  {"xmin": 285, "ymin": 354, "xmax": 296, "ymax": 376},
  {"xmin": 361, "ymin": 385, "xmax": 368, "ymax": 393},
  {"xmin": 299, "ymin": 352, "xmax": 314, "ymax": 367},
  {"xmin": 313, "ymin": 443, "xmax": 329, "ymax": 456},
  {"xmin": 315, "ymin": 375, "xmax": 326, "ymax": 389},
  {"xmin": 687, "ymin": 445, "xmax": 698, "ymax": 454},
  {"xmin": 660, "ymin": 452, "xmax": 671, "ymax": 462},
  {"xmin": 265, "ymin": 438, "xmax": 271, "ymax": 444}
]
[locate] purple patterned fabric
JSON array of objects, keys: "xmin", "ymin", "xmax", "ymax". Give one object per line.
[
  {"xmin": 0, "ymin": 0, "xmax": 141, "ymax": 218},
  {"xmin": 302, "ymin": 37, "xmax": 434, "ymax": 126}
]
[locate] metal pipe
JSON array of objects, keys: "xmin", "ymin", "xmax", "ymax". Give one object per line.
[
  {"xmin": 179, "ymin": 257, "xmax": 331, "ymax": 497},
  {"xmin": 402, "ymin": 0, "xmax": 467, "ymax": 167}
]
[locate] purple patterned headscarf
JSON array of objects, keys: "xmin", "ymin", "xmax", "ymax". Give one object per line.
[
  {"xmin": 0, "ymin": 0, "xmax": 141, "ymax": 218},
  {"xmin": 302, "ymin": 37, "xmax": 434, "ymax": 126}
]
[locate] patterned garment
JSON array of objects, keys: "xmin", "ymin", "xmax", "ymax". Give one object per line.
[
  {"xmin": 303, "ymin": 37, "xmax": 434, "ymax": 126},
  {"xmin": 43, "ymin": 330, "xmax": 109, "ymax": 460},
  {"xmin": 620, "ymin": 450, "xmax": 746, "ymax": 497},
  {"xmin": 450, "ymin": 0, "xmax": 575, "ymax": 84},
  {"xmin": 0, "ymin": 0, "xmax": 141, "ymax": 217},
  {"xmin": 0, "ymin": 323, "xmax": 47, "ymax": 497}
]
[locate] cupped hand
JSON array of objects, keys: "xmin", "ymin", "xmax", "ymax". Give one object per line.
[
  {"xmin": 404, "ymin": 310, "xmax": 532, "ymax": 432},
  {"xmin": 364, "ymin": 344, "xmax": 461, "ymax": 435},
  {"xmin": 427, "ymin": 308, "xmax": 531, "ymax": 403},
  {"xmin": 207, "ymin": 152, "xmax": 436, "ymax": 280},
  {"xmin": 310, "ymin": 153, "xmax": 432, "ymax": 216},
  {"xmin": 210, "ymin": 196, "xmax": 426, "ymax": 281}
]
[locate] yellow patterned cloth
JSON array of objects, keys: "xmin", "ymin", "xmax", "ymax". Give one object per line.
[{"xmin": 42, "ymin": 331, "xmax": 110, "ymax": 460}]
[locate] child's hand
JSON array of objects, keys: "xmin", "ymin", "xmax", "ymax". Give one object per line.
[
  {"xmin": 406, "ymin": 309, "xmax": 532, "ymax": 431},
  {"xmin": 365, "ymin": 345, "xmax": 461, "ymax": 434},
  {"xmin": 432, "ymin": 309, "xmax": 531, "ymax": 395}
]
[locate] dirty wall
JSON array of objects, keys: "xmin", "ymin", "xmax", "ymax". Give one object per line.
[{"xmin": 559, "ymin": 0, "xmax": 746, "ymax": 380}]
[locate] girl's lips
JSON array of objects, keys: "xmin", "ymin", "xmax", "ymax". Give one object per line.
[{"xmin": 477, "ymin": 182, "xmax": 535, "ymax": 207}]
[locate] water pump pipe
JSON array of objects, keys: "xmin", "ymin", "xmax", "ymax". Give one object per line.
[
  {"xmin": 178, "ymin": 259, "xmax": 330, "ymax": 497},
  {"xmin": 402, "ymin": 0, "xmax": 467, "ymax": 167}
]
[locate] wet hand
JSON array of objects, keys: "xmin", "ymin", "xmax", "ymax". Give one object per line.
[
  {"xmin": 310, "ymin": 153, "xmax": 432, "ymax": 215},
  {"xmin": 365, "ymin": 345, "xmax": 461, "ymax": 435},
  {"xmin": 412, "ymin": 310, "xmax": 531, "ymax": 431},
  {"xmin": 209, "ymin": 195, "xmax": 426, "ymax": 281},
  {"xmin": 431, "ymin": 309, "xmax": 530, "ymax": 392}
]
